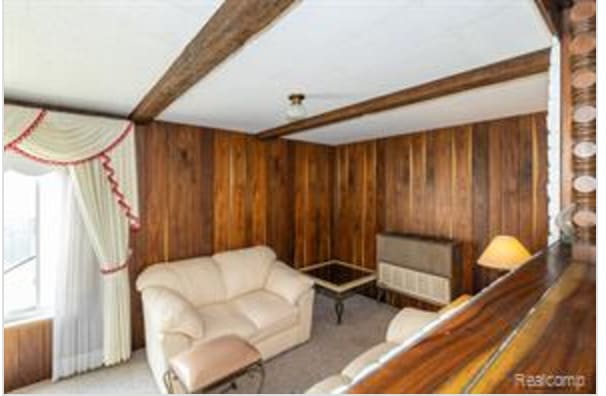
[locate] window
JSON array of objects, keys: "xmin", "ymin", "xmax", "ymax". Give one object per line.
[
  {"xmin": 3, "ymin": 170, "xmax": 60, "ymax": 322},
  {"xmin": 3, "ymin": 171, "xmax": 39, "ymax": 317}
]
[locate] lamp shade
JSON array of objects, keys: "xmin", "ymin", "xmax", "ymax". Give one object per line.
[
  {"xmin": 477, "ymin": 236, "xmax": 531, "ymax": 270},
  {"xmin": 286, "ymin": 102, "xmax": 306, "ymax": 121},
  {"xmin": 286, "ymin": 93, "xmax": 307, "ymax": 121}
]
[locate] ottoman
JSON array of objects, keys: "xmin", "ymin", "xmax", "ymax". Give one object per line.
[{"xmin": 163, "ymin": 335, "xmax": 264, "ymax": 394}]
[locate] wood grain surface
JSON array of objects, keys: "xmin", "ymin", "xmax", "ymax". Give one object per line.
[
  {"xmin": 332, "ymin": 113, "xmax": 548, "ymax": 294},
  {"xmin": 3, "ymin": 319, "xmax": 52, "ymax": 393},
  {"xmin": 348, "ymin": 244, "xmax": 595, "ymax": 394}
]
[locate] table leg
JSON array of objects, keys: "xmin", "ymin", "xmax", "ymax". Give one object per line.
[
  {"xmin": 163, "ymin": 370, "xmax": 176, "ymax": 394},
  {"xmin": 376, "ymin": 286, "xmax": 384, "ymax": 303},
  {"xmin": 335, "ymin": 298, "xmax": 344, "ymax": 325},
  {"xmin": 253, "ymin": 362, "xmax": 265, "ymax": 393}
]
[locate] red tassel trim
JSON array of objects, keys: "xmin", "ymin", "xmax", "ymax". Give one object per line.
[
  {"xmin": 100, "ymin": 260, "xmax": 129, "ymax": 275},
  {"xmin": 99, "ymin": 153, "xmax": 141, "ymax": 231},
  {"xmin": 4, "ymin": 109, "xmax": 48, "ymax": 150},
  {"xmin": 6, "ymin": 121, "xmax": 134, "ymax": 166}
]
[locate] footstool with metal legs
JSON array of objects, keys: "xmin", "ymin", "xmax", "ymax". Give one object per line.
[{"xmin": 163, "ymin": 335, "xmax": 265, "ymax": 394}]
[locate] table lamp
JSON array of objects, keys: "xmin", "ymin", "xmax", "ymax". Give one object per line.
[{"xmin": 477, "ymin": 235, "xmax": 531, "ymax": 270}]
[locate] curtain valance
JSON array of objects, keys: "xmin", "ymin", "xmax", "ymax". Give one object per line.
[{"xmin": 3, "ymin": 104, "xmax": 139, "ymax": 229}]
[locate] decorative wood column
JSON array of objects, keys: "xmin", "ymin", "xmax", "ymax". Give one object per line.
[{"xmin": 563, "ymin": 0, "xmax": 596, "ymax": 259}]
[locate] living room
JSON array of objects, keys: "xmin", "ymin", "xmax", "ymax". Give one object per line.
[{"xmin": 2, "ymin": 0, "xmax": 598, "ymax": 394}]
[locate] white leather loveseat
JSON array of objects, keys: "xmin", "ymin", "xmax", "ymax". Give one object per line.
[
  {"xmin": 306, "ymin": 295, "xmax": 470, "ymax": 393},
  {"xmin": 136, "ymin": 246, "xmax": 315, "ymax": 393}
]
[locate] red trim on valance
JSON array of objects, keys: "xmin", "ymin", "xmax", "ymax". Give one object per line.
[
  {"xmin": 5, "ymin": 109, "xmax": 140, "ymax": 231},
  {"xmin": 99, "ymin": 153, "xmax": 141, "ymax": 231},
  {"xmin": 5, "ymin": 121, "xmax": 135, "ymax": 166},
  {"xmin": 4, "ymin": 109, "xmax": 48, "ymax": 150}
]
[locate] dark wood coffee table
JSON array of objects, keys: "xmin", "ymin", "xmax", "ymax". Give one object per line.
[{"xmin": 301, "ymin": 260, "xmax": 376, "ymax": 325}]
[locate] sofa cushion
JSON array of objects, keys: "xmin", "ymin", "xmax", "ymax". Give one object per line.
[
  {"xmin": 213, "ymin": 246, "xmax": 277, "ymax": 299},
  {"xmin": 341, "ymin": 342, "xmax": 397, "ymax": 379},
  {"xmin": 265, "ymin": 261, "xmax": 314, "ymax": 304},
  {"xmin": 136, "ymin": 257, "xmax": 225, "ymax": 307},
  {"xmin": 231, "ymin": 290, "xmax": 298, "ymax": 342},
  {"xmin": 305, "ymin": 374, "xmax": 351, "ymax": 394},
  {"xmin": 386, "ymin": 307, "xmax": 438, "ymax": 344},
  {"xmin": 197, "ymin": 303, "xmax": 257, "ymax": 342}
]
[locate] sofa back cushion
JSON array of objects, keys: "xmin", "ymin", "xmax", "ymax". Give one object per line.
[
  {"xmin": 212, "ymin": 246, "xmax": 276, "ymax": 299},
  {"xmin": 136, "ymin": 257, "xmax": 226, "ymax": 307},
  {"xmin": 385, "ymin": 307, "xmax": 438, "ymax": 344}
]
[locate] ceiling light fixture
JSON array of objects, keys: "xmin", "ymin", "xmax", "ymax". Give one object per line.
[{"xmin": 286, "ymin": 93, "xmax": 306, "ymax": 121}]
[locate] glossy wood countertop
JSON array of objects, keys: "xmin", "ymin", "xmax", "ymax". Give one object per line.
[{"xmin": 348, "ymin": 243, "xmax": 595, "ymax": 393}]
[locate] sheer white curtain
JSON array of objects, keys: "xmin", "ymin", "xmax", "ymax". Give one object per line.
[
  {"xmin": 3, "ymin": 153, "xmax": 105, "ymax": 380},
  {"xmin": 51, "ymin": 175, "xmax": 104, "ymax": 380}
]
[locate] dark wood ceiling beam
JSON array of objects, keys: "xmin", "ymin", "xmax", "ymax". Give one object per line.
[
  {"xmin": 256, "ymin": 48, "xmax": 551, "ymax": 140},
  {"xmin": 130, "ymin": 0, "xmax": 298, "ymax": 123}
]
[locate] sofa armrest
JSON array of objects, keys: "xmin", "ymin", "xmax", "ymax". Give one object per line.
[
  {"xmin": 141, "ymin": 287, "xmax": 205, "ymax": 339},
  {"xmin": 385, "ymin": 308, "xmax": 439, "ymax": 344},
  {"xmin": 265, "ymin": 261, "xmax": 314, "ymax": 304}
]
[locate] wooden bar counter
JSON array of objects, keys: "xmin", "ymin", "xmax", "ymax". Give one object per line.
[{"xmin": 348, "ymin": 243, "xmax": 595, "ymax": 394}]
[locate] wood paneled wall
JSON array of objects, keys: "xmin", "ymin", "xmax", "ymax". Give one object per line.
[
  {"xmin": 332, "ymin": 112, "xmax": 548, "ymax": 294},
  {"xmin": 294, "ymin": 143, "xmax": 334, "ymax": 267},
  {"xmin": 471, "ymin": 113, "xmax": 549, "ymax": 289},
  {"xmin": 333, "ymin": 142, "xmax": 377, "ymax": 269},
  {"xmin": 132, "ymin": 113, "xmax": 548, "ymax": 346},
  {"xmin": 3, "ymin": 319, "xmax": 52, "ymax": 393},
  {"xmin": 130, "ymin": 122, "xmax": 334, "ymax": 349}
]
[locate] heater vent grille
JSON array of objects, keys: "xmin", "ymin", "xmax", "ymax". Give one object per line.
[{"xmin": 379, "ymin": 261, "xmax": 451, "ymax": 305}]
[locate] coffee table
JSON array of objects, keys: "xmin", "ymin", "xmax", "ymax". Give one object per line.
[{"xmin": 301, "ymin": 260, "xmax": 376, "ymax": 325}]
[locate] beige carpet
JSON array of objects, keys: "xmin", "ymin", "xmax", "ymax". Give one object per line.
[{"xmin": 14, "ymin": 294, "xmax": 397, "ymax": 394}]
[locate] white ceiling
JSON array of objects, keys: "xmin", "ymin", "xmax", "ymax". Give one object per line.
[
  {"xmin": 4, "ymin": 0, "xmax": 222, "ymax": 115},
  {"xmin": 4, "ymin": 0, "xmax": 552, "ymax": 145}
]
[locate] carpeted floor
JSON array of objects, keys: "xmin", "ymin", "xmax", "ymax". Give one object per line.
[{"xmin": 14, "ymin": 294, "xmax": 398, "ymax": 394}]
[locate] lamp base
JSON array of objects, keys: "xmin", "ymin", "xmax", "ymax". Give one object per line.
[{"xmin": 474, "ymin": 265, "xmax": 509, "ymax": 293}]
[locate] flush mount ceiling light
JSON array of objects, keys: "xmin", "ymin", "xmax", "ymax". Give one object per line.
[{"xmin": 286, "ymin": 93, "xmax": 306, "ymax": 121}]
